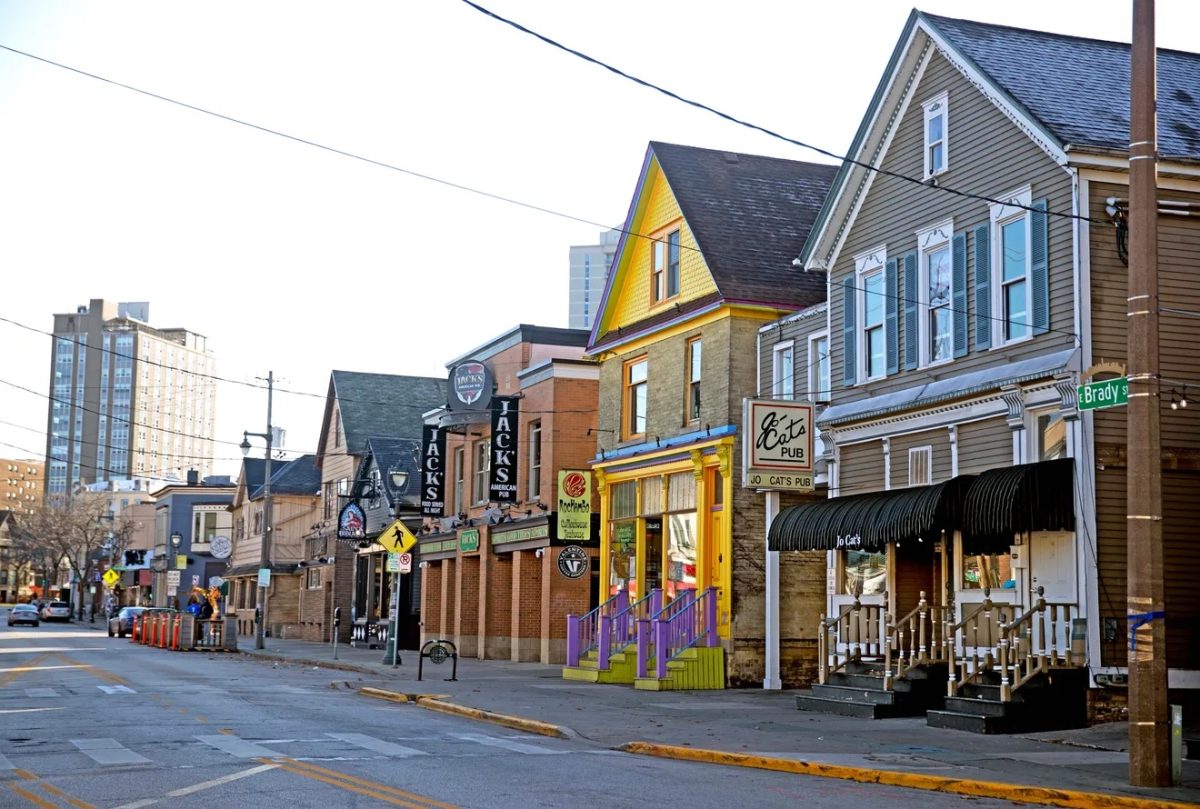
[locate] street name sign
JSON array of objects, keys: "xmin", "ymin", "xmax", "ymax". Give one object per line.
[{"xmin": 1078, "ymin": 377, "xmax": 1128, "ymax": 411}]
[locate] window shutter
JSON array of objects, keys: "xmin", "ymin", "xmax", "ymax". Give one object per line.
[
  {"xmin": 973, "ymin": 224, "xmax": 991, "ymax": 349},
  {"xmin": 885, "ymin": 258, "xmax": 899, "ymax": 376},
  {"xmin": 842, "ymin": 275, "xmax": 857, "ymax": 386},
  {"xmin": 902, "ymin": 253, "xmax": 918, "ymax": 370},
  {"xmin": 952, "ymin": 232, "xmax": 968, "ymax": 358},
  {"xmin": 1031, "ymin": 198, "xmax": 1049, "ymax": 335}
]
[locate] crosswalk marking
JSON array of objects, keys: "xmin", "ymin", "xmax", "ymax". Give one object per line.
[
  {"xmin": 195, "ymin": 734, "xmax": 280, "ymax": 759},
  {"xmin": 0, "ymin": 750, "xmax": 13, "ymax": 769},
  {"xmin": 24, "ymin": 688, "xmax": 59, "ymax": 698},
  {"xmin": 97, "ymin": 685, "xmax": 137, "ymax": 695},
  {"xmin": 451, "ymin": 733, "xmax": 568, "ymax": 755},
  {"xmin": 70, "ymin": 738, "xmax": 151, "ymax": 766},
  {"xmin": 325, "ymin": 733, "xmax": 428, "ymax": 758}
]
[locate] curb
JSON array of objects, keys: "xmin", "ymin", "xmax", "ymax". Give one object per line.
[
  {"xmin": 359, "ymin": 687, "xmax": 410, "ymax": 704},
  {"xmin": 620, "ymin": 742, "xmax": 1194, "ymax": 809},
  {"xmin": 414, "ymin": 697, "xmax": 569, "ymax": 739},
  {"xmin": 238, "ymin": 651, "xmax": 375, "ymax": 676}
]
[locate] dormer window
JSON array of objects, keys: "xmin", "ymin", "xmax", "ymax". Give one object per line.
[
  {"xmin": 923, "ymin": 92, "xmax": 948, "ymax": 177},
  {"xmin": 652, "ymin": 227, "xmax": 681, "ymax": 303}
]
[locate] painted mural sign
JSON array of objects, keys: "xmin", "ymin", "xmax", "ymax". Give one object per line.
[
  {"xmin": 556, "ymin": 470, "xmax": 591, "ymax": 542},
  {"xmin": 421, "ymin": 425, "xmax": 447, "ymax": 517},
  {"xmin": 337, "ymin": 502, "xmax": 366, "ymax": 539},
  {"xmin": 448, "ymin": 361, "xmax": 494, "ymax": 410},
  {"xmin": 742, "ymin": 398, "xmax": 815, "ymax": 492},
  {"xmin": 489, "ymin": 396, "xmax": 519, "ymax": 503}
]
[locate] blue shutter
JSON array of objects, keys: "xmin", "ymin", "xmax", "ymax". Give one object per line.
[
  {"xmin": 952, "ymin": 232, "xmax": 968, "ymax": 358},
  {"xmin": 974, "ymin": 224, "xmax": 991, "ymax": 349},
  {"xmin": 885, "ymin": 258, "xmax": 899, "ymax": 376},
  {"xmin": 842, "ymin": 275, "xmax": 857, "ymax": 386},
  {"xmin": 1030, "ymin": 199, "xmax": 1049, "ymax": 335},
  {"xmin": 902, "ymin": 253, "xmax": 918, "ymax": 370}
]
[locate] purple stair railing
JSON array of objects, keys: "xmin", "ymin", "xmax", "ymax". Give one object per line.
[
  {"xmin": 599, "ymin": 589, "xmax": 661, "ymax": 670},
  {"xmin": 637, "ymin": 587, "xmax": 718, "ymax": 679},
  {"xmin": 566, "ymin": 589, "xmax": 626, "ymax": 668}
]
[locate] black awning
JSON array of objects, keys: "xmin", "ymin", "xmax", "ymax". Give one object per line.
[
  {"xmin": 962, "ymin": 458, "xmax": 1075, "ymax": 553},
  {"xmin": 768, "ymin": 476, "xmax": 974, "ymax": 552}
]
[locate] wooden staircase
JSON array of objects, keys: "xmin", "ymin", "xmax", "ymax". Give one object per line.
[
  {"xmin": 634, "ymin": 646, "xmax": 724, "ymax": 691},
  {"xmin": 562, "ymin": 646, "xmax": 637, "ymax": 684},
  {"xmin": 795, "ymin": 660, "xmax": 946, "ymax": 718},
  {"xmin": 926, "ymin": 667, "xmax": 1088, "ymax": 733}
]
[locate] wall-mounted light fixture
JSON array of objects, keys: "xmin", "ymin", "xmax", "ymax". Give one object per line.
[
  {"xmin": 418, "ymin": 561, "xmax": 430, "ymax": 569},
  {"xmin": 534, "ymin": 548, "xmax": 545, "ymax": 559}
]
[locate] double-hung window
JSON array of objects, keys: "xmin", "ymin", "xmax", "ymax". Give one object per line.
[
  {"xmin": 624, "ymin": 357, "xmax": 648, "ymax": 439},
  {"xmin": 528, "ymin": 421, "xmax": 542, "ymax": 501},
  {"xmin": 473, "ymin": 439, "xmax": 490, "ymax": 505},
  {"xmin": 809, "ymin": 333, "xmax": 829, "ymax": 403},
  {"xmin": 652, "ymin": 228, "xmax": 681, "ymax": 303},
  {"xmin": 923, "ymin": 92, "xmax": 948, "ymax": 177},
  {"xmin": 990, "ymin": 186, "xmax": 1033, "ymax": 344},
  {"xmin": 685, "ymin": 338, "xmax": 702, "ymax": 422},
  {"xmin": 861, "ymin": 266, "xmax": 886, "ymax": 380},
  {"xmin": 453, "ymin": 446, "xmax": 466, "ymax": 514},
  {"xmin": 772, "ymin": 341, "xmax": 794, "ymax": 399},
  {"xmin": 917, "ymin": 220, "xmax": 954, "ymax": 366}
]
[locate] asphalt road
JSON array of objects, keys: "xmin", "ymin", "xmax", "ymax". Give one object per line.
[{"xmin": 0, "ymin": 622, "xmax": 1034, "ymax": 808}]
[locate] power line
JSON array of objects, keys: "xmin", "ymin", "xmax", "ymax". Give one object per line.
[{"xmin": 458, "ymin": 0, "xmax": 1104, "ymax": 226}]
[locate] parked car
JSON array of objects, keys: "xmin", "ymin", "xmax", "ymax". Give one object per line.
[
  {"xmin": 8, "ymin": 604, "xmax": 39, "ymax": 627},
  {"xmin": 41, "ymin": 601, "xmax": 72, "ymax": 622},
  {"xmin": 108, "ymin": 606, "xmax": 146, "ymax": 638}
]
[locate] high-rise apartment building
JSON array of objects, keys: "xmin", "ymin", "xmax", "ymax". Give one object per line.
[
  {"xmin": 44, "ymin": 299, "xmax": 217, "ymax": 494},
  {"xmin": 568, "ymin": 228, "xmax": 620, "ymax": 330},
  {"xmin": 0, "ymin": 458, "xmax": 43, "ymax": 516}
]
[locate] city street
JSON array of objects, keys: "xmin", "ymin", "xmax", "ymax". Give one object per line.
[{"xmin": 0, "ymin": 623, "xmax": 1038, "ymax": 809}]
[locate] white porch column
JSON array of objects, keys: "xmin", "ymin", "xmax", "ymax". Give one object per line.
[{"xmin": 764, "ymin": 490, "xmax": 781, "ymax": 690}]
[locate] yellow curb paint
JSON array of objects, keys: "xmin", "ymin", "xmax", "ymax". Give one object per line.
[
  {"xmin": 620, "ymin": 742, "xmax": 1195, "ymax": 809},
  {"xmin": 358, "ymin": 687, "xmax": 410, "ymax": 704},
  {"xmin": 414, "ymin": 698, "xmax": 566, "ymax": 739}
]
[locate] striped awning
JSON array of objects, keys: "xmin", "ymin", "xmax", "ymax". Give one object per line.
[
  {"xmin": 962, "ymin": 458, "xmax": 1075, "ymax": 553},
  {"xmin": 768, "ymin": 476, "xmax": 974, "ymax": 552}
]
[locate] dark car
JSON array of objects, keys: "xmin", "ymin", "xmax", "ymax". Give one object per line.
[
  {"xmin": 8, "ymin": 604, "xmax": 40, "ymax": 627},
  {"xmin": 108, "ymin": 606, "xmax": 146, "ymax": 638},
  {"xmin": 41, "ymin": 600, "xmax": 72, "ymax": 622}
]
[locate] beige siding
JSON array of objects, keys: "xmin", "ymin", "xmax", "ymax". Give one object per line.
[
  {"xmin": 830, "ymin": 50, "xmax": 1074, "ymax": 404},
  {"xmin": 888, "ymin": 428, "xmax": 953, "ymax": 487},
  {"xmin": 838, "ymin": 440, "xmax": 884, "ymax": 495},
  {"xmin": 759, "ymin": 310, "xmax": 828, "ymax": 400},
  {"xmin": 956, "ymin": 418, "xmax": 1012, "ymax": 475}
]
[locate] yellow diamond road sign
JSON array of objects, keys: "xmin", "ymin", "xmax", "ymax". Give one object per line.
[
  {"xmin": 102, "ymin": 569, "xmax": 120, "ymax": 588},
  {"xmin": 379, "ymin": 519, "xmax": 418, "ymax": 555}
]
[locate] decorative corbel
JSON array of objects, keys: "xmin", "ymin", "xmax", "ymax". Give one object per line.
[
  {"xmin": 1001, "ymin": 384, "xmax": 1025, "ymax": 430},
  {"xmin": 689, "ymin": 449, "xmax": 705, "ymax": 480},
  {"xmin": 715, "ymin": 444, "xmax": 732, "ymax": 478},
  {"xmin": 594, "ymin": 468, "xmax": 607, "ymax": 496},
  {"xmin": 1054, "ymin": 373, "xmax": 1079, "ymax": 421}
]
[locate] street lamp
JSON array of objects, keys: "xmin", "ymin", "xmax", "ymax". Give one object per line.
[
  {"xmin": 241, "ymin": 370, "xmax": 275, "ymax": 651},
  {"xmin": 169, "ymin": 532, "xmax": 182, "ymax": 610}
]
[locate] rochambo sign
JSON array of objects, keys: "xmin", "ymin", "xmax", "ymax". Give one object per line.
[{"xmin": 742, "ymin": 398, "xmax": 815, "ymax": 492}]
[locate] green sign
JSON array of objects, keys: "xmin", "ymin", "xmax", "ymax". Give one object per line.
[
  {"xmin": 1078, "ymin": 377, "xmax": 1128, "ymax": 411},
  {"xmin": 613, "ymin": 523, "xmax": 635, "ymax": 552},
  {"xmin": 459, "ymin": 529, "xmax": 479, "ymax": 553}
]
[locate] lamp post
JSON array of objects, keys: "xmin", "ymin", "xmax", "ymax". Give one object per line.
[
  {"xmin": 169, "ymin": 531, "xmax": 182, "ymax": 610},
  {"xmin": 239, "ymin": 370, "xmax": 274, "ymax": 651},
  {"xmin": 384, "ymin": 468, "xmax": 409, "ymax": 668}
]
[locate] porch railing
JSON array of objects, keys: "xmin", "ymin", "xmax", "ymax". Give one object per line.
[
  {"xmin": 883, "ymin": 591, "xmax": 949, "ymax": 689},
  {"xmin": 599, "ymin": 589, "xmax": 661, "ymax": 670},
  {"xmin": 946, "ymin": 593, "xmax": 1015, "ymax": 696},
  {"xmin": 566, "ymin": 589, "xmax": 626, "ymax": 668},
  {"xmin": 636, "ymin": 587, "xmax": 718, "ymax": 679},
  {"xmin": 817, "ymin": 596, "xmax": 887, "ymax": 685},
  {"xmin": 996, "ymin": 598, "xmax": 1076, "ymax": 700}
]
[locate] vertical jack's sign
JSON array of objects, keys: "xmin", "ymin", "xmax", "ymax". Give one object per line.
[
  {"xmin": 421, "ymin": 425, "xmax": 446, "ymax": 516},
  {"xmin": 489, "ymin": 396, "xmax": 519, "ymax": 503}
]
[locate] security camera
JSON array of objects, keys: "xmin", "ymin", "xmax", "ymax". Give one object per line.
[{"xmin": 791, "ymin": 257, "xmax": 804, "ymax": 268}]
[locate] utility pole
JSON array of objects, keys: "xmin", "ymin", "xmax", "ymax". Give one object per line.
[
  {"xmin": 241, "ymin": 372, "xmax": 274, "ymax": 652},
  {"xmin": 1126, "ymin": 0, "xmax": 1170, "ymax": 787}
]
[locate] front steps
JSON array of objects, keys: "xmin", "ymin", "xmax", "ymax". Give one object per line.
[
  {"xmin": 562, "ymin": 648, "xmax": 638, "ymax": 684},
  {"xmin": 926, "ymin": 667, "xmax": 1089, "ymax": 734},
  {"xmin": 795, "ymin": 660, "xmax": 947, "ymax": 718},
  {"xmin": 563, "ymin": 646, "xmax": 726, "ymax": 690}
]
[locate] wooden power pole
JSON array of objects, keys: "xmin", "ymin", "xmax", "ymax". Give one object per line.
[{"xmin": 1126, "ymin": 0, "xmax": 1170, "ymax": 787}]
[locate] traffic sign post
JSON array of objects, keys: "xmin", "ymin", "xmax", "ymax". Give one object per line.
[{"xmin": 1078, "ymin": 377, "xmax": 1128, "ymax": 411}]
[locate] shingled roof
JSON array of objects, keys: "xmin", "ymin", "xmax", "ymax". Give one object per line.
[
  {"xmin": 924, "ymin": 12, "xmax": 1200, "ymax": 160},
  {"xmin": 320, "ymin": 371, "xmax": 446, "ymax": 460}
]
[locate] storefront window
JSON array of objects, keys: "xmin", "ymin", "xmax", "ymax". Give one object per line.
[
  {"xmin": 610, "ymin": 520, "xmax": 636, "ymax": 598},
  {"xmin": 843, "ymin": 550, "xmax": 886, "ymax": 596},
  {"xmin": 666, "ymin": 512, "xmax": 697, "ymax": 599},
  {"xmin": 962, "ymin": 553, "xmax": 1015, "ymax": 591}
]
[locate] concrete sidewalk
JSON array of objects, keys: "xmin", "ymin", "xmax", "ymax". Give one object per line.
[{"xmin": 235, "ymin": 635, "xmax": 1200, "ymax": 809}]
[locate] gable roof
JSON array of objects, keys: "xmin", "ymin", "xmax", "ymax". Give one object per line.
[
  {"xmin": 924, "ymin": 12, "xmax": 1200, "ymax": 161},
  {"xmin": 362, "ymin": 436, "xmax": 422, "ymax": 508},
  {"xmin": 266, "ymin": 455, "xmax": 321, "ymax": 497},
  {"xmin": 315, "ymin": 371, "xmax": 447, "ymax": 463},
  {"xmin": 590, "ymin": 142, "xmax": 837, "ymax": 351}
]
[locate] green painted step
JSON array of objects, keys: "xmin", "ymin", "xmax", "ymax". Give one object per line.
[{"xmin": 634, "ymin": 647, "xmax": 725, "ymax": 691}]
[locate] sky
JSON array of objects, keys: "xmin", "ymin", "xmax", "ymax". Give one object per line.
[{"xmin": 0, "ymin": 1, "xmax": 1195, "ymax": 480}]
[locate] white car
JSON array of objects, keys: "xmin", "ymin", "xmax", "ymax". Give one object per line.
[
  {"xmin": 8, "ymin": 604, "xmax": 39, "ymax": 627},
  {"xmin": 40, "ymin": 601, "xmax": 72, "ymax": 622}
]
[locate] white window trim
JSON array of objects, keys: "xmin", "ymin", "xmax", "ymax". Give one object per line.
[
  {"xmin": 989, "ymin": 185, "xmax": 1034, "ymax": 349},
  {"xmin": 854, "ymin": 247, "xmax": 887, "ymax": 383},
  {"xmin": 922, "ymin": 91, "xmax": 949, "ymax": 178},
  {"xmin": 909, "ymin": 446, "xmax": 933, "ymax": 487},
  {"xmin": 772, "ymin": 340, "xmax": 795, "ymax": 399},
  {"xmin": 915, "ymin": 219, "xmax": 955, "ymax": 369},
  {"xmin": 808, "ymin": 332, "xmax": 829, "ymax": 403},
  {"xmin": 528, "ymin": 421, "xmax": 542, "ymax": 501}
]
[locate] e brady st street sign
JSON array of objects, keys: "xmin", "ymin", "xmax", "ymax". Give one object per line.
[{"xmin": 1078, "ymin": 377, "xmax": 1128, "ymax": 411}]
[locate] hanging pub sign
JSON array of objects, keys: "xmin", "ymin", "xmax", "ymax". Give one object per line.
[
  {"xmin": 337, "ymin": 501, "xmax": 367, "ymax": 539},
  {"xmin": 556, "ymin": 470, "xmax": 591, "ymax": 541},
  {"xmin": 448, "ymin": 361, "xmax": 494, "ymax": 411},
  {"xmin": 421, "ymin": 424, "xmax": 447, "ymax": 516},
  {"xmin": 489, "ymin": 396, "xmax": 519, "ymax": 503},
  {"xmin": 742, "ymin": 397, "xmax": 815, "ymax": 492}
]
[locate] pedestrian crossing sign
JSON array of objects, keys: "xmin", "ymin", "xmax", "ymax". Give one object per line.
[
  {"xmin": 379, "ymin": 519, "xmax": 418, "ymax": 555},
  {"xmin": 102, "ymin": 569, "xmax": 120, "ymax": 588}
]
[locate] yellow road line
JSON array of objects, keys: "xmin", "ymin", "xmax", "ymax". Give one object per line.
[
  {"xmin": 218, "ymin": 728, "xmax": 234, "ymax": 736},
  {"xmin": 0, "ymin": 654, "xmax": 51, "ymax": 689},
  {"xmin": 37, "ymin": 780, "xmax": 95, "ymax": 809},
  {"xmin": 266, "ymin": 760, "xmax": 433, "ymax": 808},
  {"xmin": 9, "ymin": 767, "xmax": 96, "ymax": 809},
  {"xmin": 13, "ymin": 770, "xmax": 38, "ymax": 781},
  {"xmin": 6, "ymin": 782, "xmax": 55, "ymax": 809},
  {"xmin": 265, "ymin": 757, "xmax": 458, "ymax": 809},
  {"xmin": 49, "ymin": 653, "xmax": 129, "ymax": 687}
]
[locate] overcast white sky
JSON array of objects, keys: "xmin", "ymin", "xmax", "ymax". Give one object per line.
[{"xmin": 0, "ymin": 1, "xmax": 1194, "ymax": 479}]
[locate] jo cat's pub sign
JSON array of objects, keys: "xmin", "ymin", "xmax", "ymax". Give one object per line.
[{"xmin": 742, "ymin": 398, "xmax": 815, "ymax": 492}]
